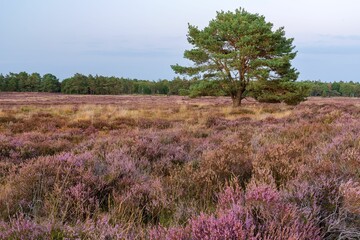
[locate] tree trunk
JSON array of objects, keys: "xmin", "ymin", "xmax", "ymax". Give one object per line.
[
  {"xmin": 232, "ymin": 96, "xmax": 242, "ymax": 107},
  {"xmin": 231, "ymin": 89, "xmax": 244, "ymax": 107}
]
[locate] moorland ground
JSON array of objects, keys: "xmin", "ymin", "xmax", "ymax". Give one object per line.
[{"xmin": 0, "ymin": 93, "xmax": 359, "ymax": 239}]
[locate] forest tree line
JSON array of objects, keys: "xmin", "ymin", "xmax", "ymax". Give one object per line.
[{"xmin": 1, "ymin": 72, "xmax": 360, "ymax": 97}]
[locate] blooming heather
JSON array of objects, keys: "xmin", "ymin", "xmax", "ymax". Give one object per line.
[{"xmin": 0, "ymin": 94, "xmax": 359, "ymax": 239}]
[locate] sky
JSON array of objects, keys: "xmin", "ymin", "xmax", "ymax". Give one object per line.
[{"xmin": 0, "ymin": 0, "xmax": 359, "ymax": 82}]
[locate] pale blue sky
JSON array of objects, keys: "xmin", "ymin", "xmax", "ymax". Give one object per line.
[{"xmin": 0, "ymin": 0, "xmax": 359, "ymax": 82}]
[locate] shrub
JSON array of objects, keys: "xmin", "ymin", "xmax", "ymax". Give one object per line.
[
  {"xmin": 1, "ymin": 95, "xmax": 359, "ymax": 239},
  {"xmin": 153, "ymin": 183, "xmax": 322, "ymax": 240}
]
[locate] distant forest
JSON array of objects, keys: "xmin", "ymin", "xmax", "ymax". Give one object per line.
[{"xmin": 1, "ymin": 72, "xmax": 360, "ymax": 97}]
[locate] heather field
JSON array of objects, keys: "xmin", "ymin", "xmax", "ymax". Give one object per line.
[{"xmin": 0, "ymin": 93, "xmax": 359, "ymax": 239}]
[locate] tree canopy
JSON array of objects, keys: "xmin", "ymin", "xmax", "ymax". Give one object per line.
[
  {"xmin": 1, "ymin": 71, "xmax": 359, "ymax": 98},
  {"xmin": 0, "ymin": 72, "xmax": 60, "ymax": 93},
  {"xmin": 172, "ymin": 8, "xmax": 306, "ymax": 106}
]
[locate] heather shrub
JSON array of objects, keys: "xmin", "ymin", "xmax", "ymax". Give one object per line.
[
  {"xmin": 310, "ymin": 121, "xmax": 360, "ymax": 179},
  {"xmin": 191, "ymin": 128, "xmax": 210, "ymax": 138},
  {"xmin": 112, "ymin": 116, "xmax": 137, "ymax": 129},
  {"xmin": 164, "ymin": 163, "xmax": 208, "ymax": 209},
  {"xmin": 203, "ymin": 115, "xmax": 251, "ymax": 131},
  {"xmin": 0, "ymin": 134, "xmax": 13, "ymax": 159},
  {"xmin": 163, "ymin": 136, "xmax": 253, "ymax": 215},
  {"xmin": 200, "ymin": 137, "xmax": 253, "ymax": 189},
  {"xmin": 253, "ymin": 143, "xmax": 304, "ymax": 188},
  {"xmin": 0, "ymin": 132, "xmax": 75, "ymax": 162},
  {"xmin": 129, "ymin": 131, "xmax": 195, "ymax": 176},
  {"xmin": 340, "ymin": 180, "xmax": 360, "ymax": 215},
  {"xmin": 0, "ymin": 115, "xmax": 17, "ymax": 124},
  {"xmin": 229, "ymin": 107, "xmax": 255, "ymax": 115},
  {"xmin": 204, "ymin": 115, "xmax": 219, "ymax": 128},
  {"xmin": 67, "ymin": 149, "xmax": 144, "ymax": 219},
  {"xmin": 154, "ymin": 119, "xmax": 173, "ymax": 129},
  {"xmin": 138, "ymin": 118, "xmax": 173, "ymax": 129},
  {"xmin": 0, "ymin": 161, "xmax": 13, "ymax": 184},
  {"xmin": 92, "ymin": 120, "xmax": 113, "ymax": 130},
  {"xmin": 113, "ymin": 178, "xmax": 168, "ymax": 225},
  {"xmin": 8, "ymin": 113, "xmax": 65, "ymax": 133},
  {"xmin": 131, "ymin": 134, "xmax": 164, "ymax": 162},
  {"xmin": 188, "ymin": 207, "xmax": 255, "ymax": 240},
  {"xmin": 259, "ymin": 105, "xmax": 283, "ymax": 114},
  {"xmin": 149, "ymin": 225, "xmax": 189, "ymax": 240},
  {"xmin": 0, "ymin": 153, "xmax": 94, "ymax": 220},
  {"xmin": 216, "ymin": 179, "xmax": 244, "ymax": 210},
  {"xmin": 0, "ymin": 215, "xmax": 132, "ymax": 240},
  {"xmin": 53, "ymin": 182, "xmax": 99, "ymax": 222},
  {"xmin": 158, "ymin": 137, "xmax": 253, "ymax": 226},
  {"xmin": 68, "ymin": 119, "xmax": 92, "ymax": 129},
  {"xmin": 64, "ymin": 216, "xmax": 132, "ymax": 239},
  {"xmin": 1, "ymin": 95, "xmax": 359, "ymax": 239},
  {"xmin": 286, "ymin": 176, "xmax": 360, "ymax": 239},
  {"xmin": 1, "ymin": 151, "xmax": 116, "ymax": 217},
  {"xmin": 0, "ymin": 215, "xmax": 51, "ymax": 240},
  {"xmin": 153, "ymin": 183, "xmax": 322, "ymax": 240},
  {"xmin": 24, "ymin": 135, "xmax": 72, "ymax": 158}
]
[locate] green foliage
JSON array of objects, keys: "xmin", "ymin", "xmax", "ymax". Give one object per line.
[
  {"xmin": 331, "ymin": 81, "xmax": 341, "ymax": 92},
  {"xmin": 7, "ymin": 73, "xmax": 19, "ymax": 91},
  {"xmin": 299, "ymin": 80, "xmax": 360, "ymax": 97},
  {"xmin": 60, "ymin": 74, "xmax": 192, "ymax": 95},
  {"xmin": 1, "ymin": 71, "xmax": 359, "ymax": 99},
  {"xmin": 172, "ymin": 8, "xmax": 300, "ymax": 106},
  {"xmin": 0, "ymin": 74, "xmax": 5, "ymax": 91},
  {"xmin": 247, "ymin": 80, "xmax": 308, "ymax": 105},
  {"xmin": 168, "ymin": 77, "xmax": 192, "ymax": 95},
  {"xmin": 0, "ymin": 72, "xmax": 61, "ymax": 93},
  {"xmin": 29, "ymin": 73, "xmax": 42, "ymax": 92},
  {"xmin": 42, "ymin": 74, "xmax": 60, "ymax": 92},
  {"xmin": 178, "ymin": 89, "xmax": 190, "ymax": 96},
  {"xmin": 188, "ymin": 80, "xmax": 225, "ymax": 98},
  {"xmin": 282, "ymin": 87, "xmax": 309, "ymax": 105},
  {"xmin": 61, "ymin": 73, "xmax": 89, "ymax": 94},
  {"xmin": 339, "ymin": 81, "xmax": 356, "ymax": 97}
]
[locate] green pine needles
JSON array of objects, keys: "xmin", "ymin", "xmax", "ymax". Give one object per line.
[{"xmin": 172, "ymin": 8, "xmax": 307, "ymax": 106}]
